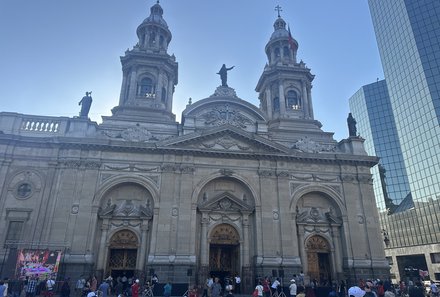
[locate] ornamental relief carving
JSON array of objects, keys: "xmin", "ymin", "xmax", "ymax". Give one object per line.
[
  {"xmin": 201, "ymin": 135, "xmax": 250, "ymax": 151},
  {"xmin": 201, "ymin": 104, "xmax": 254, "ymax": 128},
  {"xmin": 305, "ymin": 235, "xmax": 330, "ymax": 251},
  {"xmin": 292, "ymin": 137, "xmax": 336, "ymax": 153},
  {"xmin": 99, "ymin": 198, "xmax": 153, "ymax": 218},
  {"xmin": 109, "ymin": 230, "xmax": 139, "ymax": 248},
  {"xmin": 8, "ymin": 169, "xmax": 43, "ymax": 200}
]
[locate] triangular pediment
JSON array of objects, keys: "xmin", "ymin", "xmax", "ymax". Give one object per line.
[
  {"xmin": 198, "ymin": 192, "xmax": 254, "ymax": 213},
  {"xmin": 157, "ymin": 125, "xmax": 290, "ymax": 154}
]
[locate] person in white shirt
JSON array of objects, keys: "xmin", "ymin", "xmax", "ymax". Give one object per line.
[
  {"xmin": 271, "ymin": 278, "xmax": 281, "ymax": 297},
  {"xmin": 289, "ymin": 279, "xmax": 297, "ymax": 297},
  {"xmin": 234, "ymin": 275, "xmax": 241, "ymax": 294}
]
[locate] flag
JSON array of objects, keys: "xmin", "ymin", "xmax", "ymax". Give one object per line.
[{"xmin": 288, "ymin": 25, "xmax": 296, "ymax": 49}]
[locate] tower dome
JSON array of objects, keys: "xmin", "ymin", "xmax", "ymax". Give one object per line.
[
  {"xmin": 265, "ymin": 16, "xmax": 298, "ymax": 65},
  {"xmin": 136, "ymin": 1, "xmax": 172, "ymax": 52}
]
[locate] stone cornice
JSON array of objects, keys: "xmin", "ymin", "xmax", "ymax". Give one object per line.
[{"xmin": 0, "ymin": 133, "xmax": 378, "ymax": 167}]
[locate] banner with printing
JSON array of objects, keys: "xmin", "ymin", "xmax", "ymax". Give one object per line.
[{"xmin": 15, "ymin": 249, "xmax": 62, "ymax": 280}]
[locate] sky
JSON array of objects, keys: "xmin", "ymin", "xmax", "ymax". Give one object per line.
[{"xmin": 0, "ymin": 0, "xmax": 383, "ymax": 141}]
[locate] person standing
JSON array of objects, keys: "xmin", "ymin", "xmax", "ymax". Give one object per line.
[
  {"xmin": 289, "ymin": 279, "xmax": 297, "ymax": 297},
  {"xmin": 163, "ymin": 281, "xmax": 172, "ymax": 297},
  {"xmin": 131, "ymin": 279, "xmax": 140, "ymax": 297},
  {"xmin": 234, "ymin": 274, "xmax": 241, "ymax": 294},
  {"xmin": 99, "ymin": 280, "xmax": 110, "ymax": 297},
  {"xmin": 430, "ymin": 281, "xmax": 439, "ymax": 297},
  {"xmin": 271, "ymin": 278, "xmax": 281, "ymax": 297},
  {"xmin": 61, "ymin": 278, "xmax": 71, "ymax": 297},
  {"xmin": 255, "ymin": 280, "xmax": 264, "ymax": 297},
  {"xmin": 26, "ymin": 278, "xmax": 38, "ymax": 297},
  {"xmin": 90, "ymin": 276, "xmax": 97, "ymax": 293},
  {"xmin": 46, "ymin": 277, "xmax": 56, "ymax": 297},
  {"xmin": 11, "ymin": 279, "xmax": 23, "ymax": 297},
  {"xmin": 0, "ymin": 282, "xmax": 6, "ymax": 297},
  {"xmin": 76, "ymin": 276, "xmax": 86, "ymax": 297},
  {"xmin": 211, "ymin": 278, "xmax": 222, "ymax": 297}
]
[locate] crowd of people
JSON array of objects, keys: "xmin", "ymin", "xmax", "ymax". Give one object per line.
[{"xmin": 0, "ymin": 274, "xmax": 438, "ymax": 297}]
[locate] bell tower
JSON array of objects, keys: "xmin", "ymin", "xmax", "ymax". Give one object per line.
[
  {"xmin": 106, "ymin": 1, "xmax": 178, "ymax": 131},
  {"xmin": 256, "ymin": 12, "xmax": 315, "ymax": 123}
]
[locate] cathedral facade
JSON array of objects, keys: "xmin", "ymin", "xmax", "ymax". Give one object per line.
[{"xmin": 0, "ymin": 2, "xmax": 388, "ymax": 292}]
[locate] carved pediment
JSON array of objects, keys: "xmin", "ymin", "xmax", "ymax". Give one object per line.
[
  {"xmin": 296, "ymin": 207, "xmax": 342, "ymax": 225},
  {"xmin": 158, "ymin": 126, "xmax": 290, "ymax": 154},
  {"xmin": 198, "ymin": 192, "xmax": 253, "ymax": 213}
]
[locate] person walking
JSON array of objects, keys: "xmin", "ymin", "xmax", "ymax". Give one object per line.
[
  {"xmin": 163, "ymin": 281, "xmax": 172, "ymax": 297},
  {"xmin": 211, "ymin": 278, "xmax": 222, "ymax": 297}
]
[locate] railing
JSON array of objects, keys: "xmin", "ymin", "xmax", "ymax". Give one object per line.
[
  {"xmin": 0, "ymin": 112, "xmax": 96, "ymax": 137},
  {"xmin": 21, "ymin": 118, "xmax": 60, "ymax": 133}
]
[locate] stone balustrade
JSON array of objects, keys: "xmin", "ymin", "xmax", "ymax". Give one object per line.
[{"xmin": 0, "ymin": 112, "xmax": 97, "ymax": 137}]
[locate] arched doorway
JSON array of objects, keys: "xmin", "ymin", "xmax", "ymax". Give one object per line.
[
  {"xmin": 209, "ymin": 224, "xmax": 240, "ymax": 283},
  {"xmin": 306, "ymin": 235, "xmax": 331, "ymax": 285},
  {"xmin": 107, "ymin": 230, "xmax": 139, "ymax": 281}
]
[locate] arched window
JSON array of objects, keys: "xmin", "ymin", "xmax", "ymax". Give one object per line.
[
  {"xmin": 274, "ymin": 48, "xmax": 281, "ymax": 58},
  {"xmin": 286, "ymin": 90, "xmax": 301, "ymax": 110},
  {"xmin": 161, "ymin": 87, "xmax": 166, "ymax": 102},
  {"xmin": 159, "ymin": 35, "xmax": 164, "ymax": 47},
  {"xmin": 283, "ymin": 46, "xmax": 290, "ymax": 58},
  {"xmin": 138, "ymin": 77, "xmax": 154, "ymax": 96},
  {"xmin": 273, "ymin": 97, "xmax": 280, "ymax": 112}
]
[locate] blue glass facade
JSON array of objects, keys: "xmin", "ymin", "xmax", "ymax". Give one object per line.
[{"xmin": 355, "ymin": 0, "xmax": 440, "ymax": 280}]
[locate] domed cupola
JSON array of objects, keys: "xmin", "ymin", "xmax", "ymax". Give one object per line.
[
  {"xmin": 256, "ymin": 7, "xmax": 315, "ymax": 123},
  {"xmin": 136, "ymin": 1, "xmax": 172, "ymax": 53},
  {"xmin": 265, "ymin": 16, "xmax": 298, "ymax": 65}
]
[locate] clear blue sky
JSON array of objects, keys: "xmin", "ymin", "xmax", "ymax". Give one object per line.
[{"xmin": 0, "ymin": 0, "xmax": 383, "ymax": 141}]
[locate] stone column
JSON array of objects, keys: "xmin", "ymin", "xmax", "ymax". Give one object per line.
[
  {"xmin": 307, "ymin": 86, "xmax": 314, "ymax": 119},
  {"xmin": 138, "ymin": 220, "xmax": 150, "ymax": 270},
  {"xmin": 96, "ymin": 219, "xmax": 110, "ymax": 270},
  {"xmin": 302, "ymin": 80, "xmax": 309, "ymax": 118},
  {"xmin": 265, "ymin": 89, "xmax": 273, "ymax": 119},
  {"xmin": 297, "ymin": 225, "xmax": 307, "ymax": 273},
  {"xmin": 128, "ymin": 67, "xmax": 138, "ymax": 100},
  {"xmin": 279, "ymin": 83, "xmax": 286, "ymax": 115},
  {"xmin": 200, "ymin": 214, "xmax": 209, "ymax": 265},
  {"xmin": 242, "ymin": 214, "xmax": 250, "ymax": 267},
  {"xmin": 332, "ymin": 226, "xmax": 343, "ymax": 276},
  {"xmin": 119, "ymin": 72, "xmax": 128, "ymax": 105},
  {"xmin": 167, "ymin": 79, "xmax": 174, "ymax": 111}
]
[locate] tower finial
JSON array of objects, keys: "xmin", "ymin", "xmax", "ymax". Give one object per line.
[{"xmin": 275, "ymin": 5, "xmax": 282, "ymax": 18}]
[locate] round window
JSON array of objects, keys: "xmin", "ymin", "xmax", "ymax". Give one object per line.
[{"xmin": 16, "ymin": 183, "xmax": 32, "ymax": 199}]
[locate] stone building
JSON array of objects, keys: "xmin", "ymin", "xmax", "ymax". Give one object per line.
[{"xmin": 0, "ymin": 2, "xmax": 388, "ymax": 292}]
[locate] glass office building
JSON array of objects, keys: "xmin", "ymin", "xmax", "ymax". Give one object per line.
[{"xmin": 350, "ymin": 0, "xmax": 440, "ymax": 281}]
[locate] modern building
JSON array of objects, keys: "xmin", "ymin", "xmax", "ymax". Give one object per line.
[
  {"xmin": 349, "ymin": 0, "xmax": 440, "ymax": 282},
  {"xmin": 0, "ymin": 2, "xmax": 388, "ymax": 291}
]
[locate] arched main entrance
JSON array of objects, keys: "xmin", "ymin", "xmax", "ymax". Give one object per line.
[
  {"xmin": 107, "ymin": 230, "xmax": 139, "ymax": 280},
  {"xmin": 209, "ymin": 224, "xmax": 240, "ymax": 281},
  {"xmin": 306, "ymin": 235, "xmax": 331, "ymax": 285}
]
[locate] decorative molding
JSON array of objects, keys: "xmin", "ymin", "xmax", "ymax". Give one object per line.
[
  {"xmin": 276, "ymin": 171, "xmax": 290, "ymax": 178},
  {"xmin": 210, "ymin": 86, "xmax": 238, "ymax": 98},
  {"xmin": 258, "ymin": 170, "xmax": 275, "ymax": 177},
  {"xmin": 290, "ymin": 174, "xmax": 313, "ymax": 181},
  {"xmin": 219, "ymin": 168, "xmax": 234, "ymax": 176},
  {"xmin": 71, "ymin": 203, "xmax": 79, "ymax": 215},
  {"xmin": 201, "ymin": 135, "xmax": 250, "ymax": 151},
  {"xmin": 292, "ymin": 137, "xmax": 336, "ymax": 153},
  {"xmin": 201, "ymin": 103, "xmax": 253, "ymax": 128}
]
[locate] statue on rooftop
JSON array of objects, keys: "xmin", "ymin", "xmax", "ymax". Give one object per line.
[
  {"xmin": 78, "ymin": 91, "xmax": 93, "ymax": 118},
  {"xmin": 347, "ymin": 112, "xmax": 357, "ymax": 137},
  {"xmin": 217, "ymin": 64, "xmax": 234, "ymax": 87}
]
